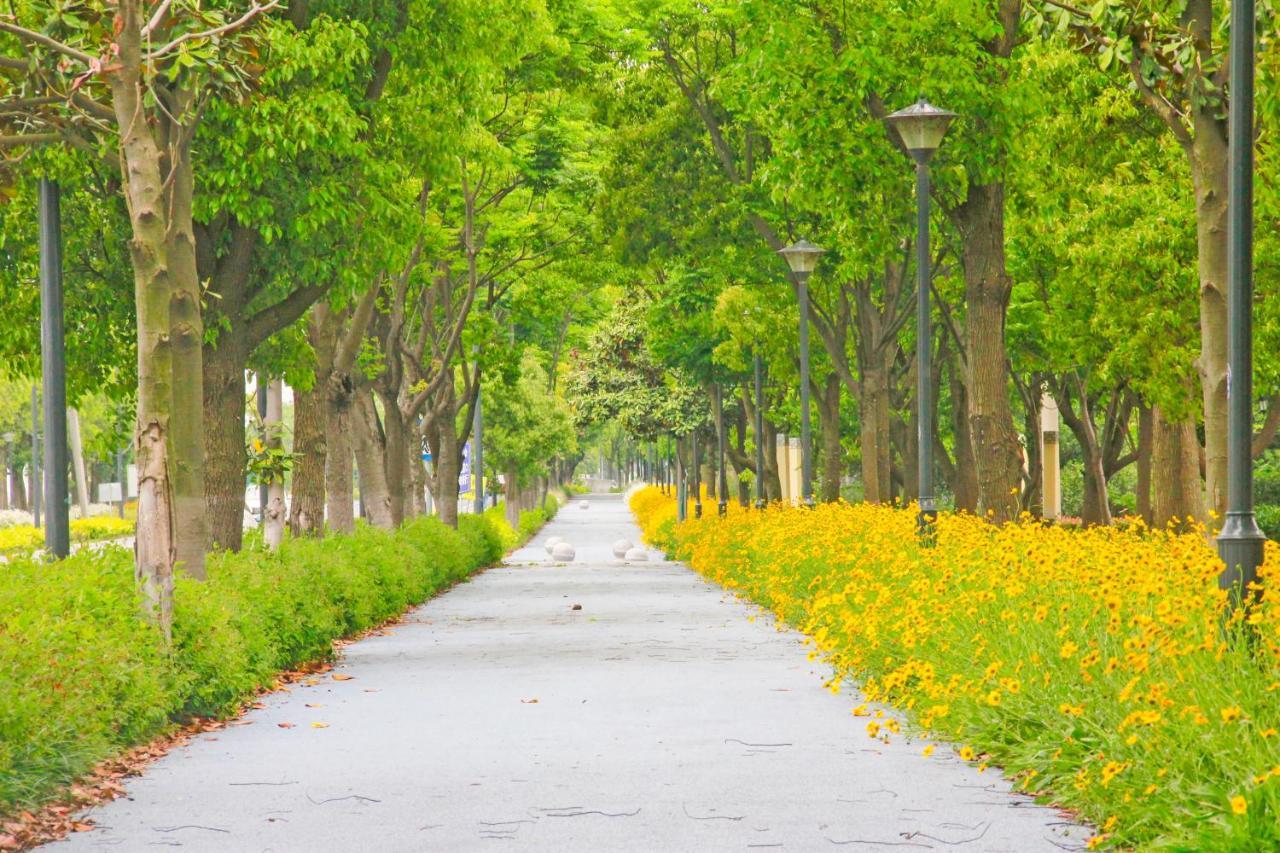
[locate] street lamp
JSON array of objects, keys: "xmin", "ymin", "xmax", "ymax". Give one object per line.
[
  {"xmin": 885, "ymin": 97, "xmax": 955, "ymax": 539},
  {"xmin": 714, "ymin": 384, "xmax": 728, "ymax": 517},
  {"xmin": 754, "ymin": 350, "xmax": 766, "ymax": 509},
  {"xmin": 778, "ymin": 239, "xmax": 824, "ymax": 508},
  {"xmin": 1218, "ymin": 0, "xmax": 1266, "ymax": 609}
]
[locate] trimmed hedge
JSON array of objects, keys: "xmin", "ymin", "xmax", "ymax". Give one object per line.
[{"xmin": 0, "ymin": 507, "xmax": 542, "ymax": 815}]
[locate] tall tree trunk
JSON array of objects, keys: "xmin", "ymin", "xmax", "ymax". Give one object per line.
[
  {"xmin": 10, "ymin": 464, "xmax": 26, "ymax": 511},
  {"xmin": 430, "ymin": 415, "xmax": 463, "ymax": 529},
  {"xmin": 860, "ymin": 364, "xmax": 893, "ymax": 503},
  {"xmin": 166, "ymin": 137, "xmax": 207, "ymax": 579},
  {"xmin": 382, "ymin": 403, "xmax": 410, "ymax": 527},
  {"xmin": 762, "ymin": 418, "xmax": 782, "ymax": 501},
  {"xmin": 68, "ymin": 409, "xmax": 90, "ymax": 516},
  {"xmin": 1191, "ymin": 136, "xmax": 1229, "ymax": 519},
  {"xmin": 325, "ymin": 369, "xmax": 356, "ymax": 533},
  {"xmin": 352, "ymin": 385, "xmax": 393, "ymax": 528},
  {"xmin": 1151, "ymin": 402, "xmax": 1206, "ymax": 529},
  {"xmin": 202, "ymin": 346, "xmax": 248, "ymax": 551},
  {"xmin": 818, "ymin": 373, "xmax": 841, "ymax": 502},
  {"xmin": 1136, "ymin": 404, "xmax": 1154, "ymax": 524},
  {"xmin": 953, "ymin": 183, "xmax": 1021, "ymax": 523},
  {"xmin": 948, "ymin": 361, "xmax": 980, "ymax": 513},
  {"xmin": 289, "ymin": 380, "xmax": 327, "ymax": 537},
  {"xmin": 264, "ymin": 380, "xmax": 286, "ymax": 549}
]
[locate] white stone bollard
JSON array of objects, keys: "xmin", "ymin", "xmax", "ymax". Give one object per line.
[
  {"xmin": 551, "ymin": 542, "xmax": 577, "ymax": 561},
  {"xmin": 624, "ymin": 547, "xmax": 649, "ymax": 562},
  {"xmin": 579, "ymin": 500, "xmax": 590, "ymax": 510},
  {"xmin": 544, "ymin": 536, "xmax": 564, "ymax": 554},
  {"xmin": 612, "ymin": 538, "xmax": 633, "ymax": 558}
]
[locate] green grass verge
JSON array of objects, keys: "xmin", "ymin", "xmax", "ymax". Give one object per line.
[{"xmin": 0, "ymin": 497, "xmax": 557, "ymax": 816}]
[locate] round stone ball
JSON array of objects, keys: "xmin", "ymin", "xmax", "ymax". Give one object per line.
[
  {"xmin": 544, "ymin": 536, "xmax": 564, "ymax": 554},
  {"xmin": 612, "ymin": 538, "xmax": 633, "ymax": 558},
  {"xmin": 579, "ymin": 500, "xmax": 590, "ymax": 510},
  {"xmin": 551, "ymin": 542, "xmax": 577, "ymax": 561},
  {"xmin": 624, "ymin": 547, "xmax": 649, "ymax": 562}
]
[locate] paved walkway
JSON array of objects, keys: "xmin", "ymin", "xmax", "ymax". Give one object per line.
[{"xmin": 51, "ymin": 494, "xmax": 1090, "ymax": 852}]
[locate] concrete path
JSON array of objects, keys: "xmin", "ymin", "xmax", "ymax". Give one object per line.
[{"xmin": 50, "ymin": 494, "xmax": 1090, "ymax": 852}]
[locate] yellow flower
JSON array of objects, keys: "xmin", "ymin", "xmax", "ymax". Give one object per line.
[
  {"xmin": 1086, "ymin": 835, "xmax": 1106, "ymax": 850},
  {"xmin": 1060, "ymin": 641, "xmax": 1078, "ymax": 660},
  {"xmin": 959, "ymin": 746, "xmax": 976, "ymax": 761},
  {"xmin": 1231, "ymin": 795, "xmax": 1248, "ymax": 816},
  {"xmin": 1059, "ymin": 703, "xmax": 1085, "ymax": 717},
  {"xmin": 851, "ymin": 704, "xmax": 869, "ymax": 717},
  {"xmin": 866, "ymin": 720, "xmax": 880, "ymax": 738},
  {"xmin": 985, "ymin": 689, "xmax": 1002, "ymax": 707},
  {"xmin": 922, "ymin": 744, "xmax": 936, "ymax": 757},
  {"xmin": 1220, "ymin": 706, "xmax": 1243, "ymax": 724}
]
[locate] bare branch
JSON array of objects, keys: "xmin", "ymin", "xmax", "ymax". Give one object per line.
[
  {"xmin": 0, "ymin": 19, "xmax": 95, "ymax": 64},
  {"xmin": 147, "ymin": 1, "xmax": 282, "ymax": 61},
  {"xmin": 143, "ymin": 0, "xmax": 177, "ymax": 37}
]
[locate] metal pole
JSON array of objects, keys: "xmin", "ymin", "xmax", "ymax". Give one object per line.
[
  {"xmin": 754, "ymin": 350, "xmax": 766, "ymax": 509},
  {"xmin": 692, "ymin": 430, "xmax": 702, "ymax": 518},
  {"xmin": 715, "ymin": 384, "xmax": 728, "ymax": 516},
  {"xmin": 1218, "ymin": 0, "xmax": 1266, "ymax": 606},
  {"xmin": 30, "ymin": 384, "xmax": 41, "ymax": 528},
  {"xmin": 797, "ymin": 271, "xmax": 814, "ymax": 507},
  {"xmin": 257, "ymin": 374, "xmax": 268, "ymax": 525},
  {"xmin": 39, "ymin": 178, "xmax": 69, "ymax": 559},
  {"xmin": 916, "ymin": 159, "xmax": 937, "ymax": 539},
  {"xmin": 677, "ymin": 436, "xmax": 687, "ymax": 522},
  {"xmin": 474, "ymin": 387, "xmax": 484, "ymax": 514}
]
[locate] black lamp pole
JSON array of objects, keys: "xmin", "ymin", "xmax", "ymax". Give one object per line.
[
  {"xmin": 39, "ymin": 178, "xmax": 69, "ymax": 559},
  {"xmin": 885, "ymin": 98, "xmax": 956, "ymax": 540},
  {"xmin": 778, "ymin": 240, "xmax": 824, "ymax": 508},
  {"xmin": 1217, "ymin": 0, "xmax": 1266, "ymax": 607},
  {"xmin": 754, "ymin": 350, "xmax": 766, "ymax": 509},
  {"xmin": 715, "ymin": 384, "xmax": 728, "ymax": 517}
]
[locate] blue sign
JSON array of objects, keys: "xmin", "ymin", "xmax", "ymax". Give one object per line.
[{"xmin": 459, "ymin": 441, "xmax": 472, "ymax": 493}]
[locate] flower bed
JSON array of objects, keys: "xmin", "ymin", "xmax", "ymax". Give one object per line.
[{"xmin": 630, "ymin": 487, "xmax": 1280, "ymax": 849}]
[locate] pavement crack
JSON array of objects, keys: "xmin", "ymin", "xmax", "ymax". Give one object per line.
[
  {"xmin": 538, "ymin": 807, "xmax": 641, "ymax": 818},
  {"xmin": 305, "ymin": 793, "xmax": 381, "ymax": 805},
  {"xmin": 826, "ymin": 838, "xmax": 933, "ymax": 848},
  {"xmin": 682, "ymin": 804, "xmax": 745, "ymax": 821},
  {"xmin": 153, "ymin": 825, "xmax": 231, "ymax": 834},
  {"xmin": 725, "ymin": 738, "xmax": 793, "ymax": 748},
  {"xmin": 902, "ymin": 821, "xmax": 991, "ymax": 846}
]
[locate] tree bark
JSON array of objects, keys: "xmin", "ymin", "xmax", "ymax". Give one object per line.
[
  {"xmin": 860, "ymin": 364, "xmax": 893, "ymax": 504},
  {"xmin": 952, "ymin": 182, "xmax": 1022, "ymax": 523},
  {"xmin": 289, "ymin": 378, "xmax": 327, "ymax": 537},
  {"xmin": 325, "ymin": 368, "xmax": 356, "ymax": 533},
  {"xmin": 949, "ymin": 361, "xmax": 980, "ymax": 513},
  {"xmin": 352, "ymin": 384, "xmax": 393, "ymax": 528},
  {"xmin": 263, "ymin": 380, "xmax": 286, "ymax": 549},
  {"xmin": 1191, "ymin": 133, "xmax": 1229, "ymax": 519},
  {"xmin": 1136, "ymin": 404, "xmax": 1153, "ymax": 524},
  {"xmin": 1151, "ymin": 400, "xmax": 1206, "ymax": 529},
  {"xmin": 67, "ymin": 408, "xmax": 89, "ymax": 516},
  {"xmin": 202, "ymin": 345, "xmax": 249, "ymax": 551}
]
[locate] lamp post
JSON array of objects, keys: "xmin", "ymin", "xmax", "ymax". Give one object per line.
[
  {"xmin": 778, "ymin": 239, "xmax": 824, "ymax": 508},
  {"xmin": 885, "ymin": 97, "xmax": 955, "ymax": 539},
  {"xmin": 714, "ymin": 384, "xmax": 728, "ymax": 517},
  {"xmin": 1217, "ymin": 0, "xmax": 1266, "ymax": 608},
  {"xmin": 40, "ymin": 178, "xmax": 70, "ymax": 559},
  {"xmin": 692, "ymin": 430, "xmax": 702, "ymax": 518},
  {"xmin": 754, "ymin": 350, "xmax": 766, "ymax": 509}
]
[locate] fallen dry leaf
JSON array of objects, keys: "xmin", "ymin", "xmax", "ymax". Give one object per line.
[
  {"xmin": 520, "ymin": 698, "xmax": 539, "ymax": 704},
  {"xmin": 311, "ymin": 722, "xmax": 329, "ymax": 729},
  {"xmin": 71, "ymin": 822, "xmax": 94, "ymax": 833},
  {"xmin": 305, "ymin": 703, "xmax": 324, "ymax": 709},
  {"xmin": 571, "ymin": 604, "xmax": 582, "ymax": 611},
  {"xmin": 332, "ymin": 674, "xmax": 354, "ymax": 682},
  {"xmin": 277, "ymin": 722, "xmax": 296, "ymax": 729}
]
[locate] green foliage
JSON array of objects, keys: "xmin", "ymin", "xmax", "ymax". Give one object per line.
[{"xmin": 0, "ymin": 511, "xmax": 523, "ymax": 815}]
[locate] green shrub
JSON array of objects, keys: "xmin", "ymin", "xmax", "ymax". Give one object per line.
[
  {"xmin": 1256, "ymin": 504, "xmax": 1280, "ymax": 538},
  {"xmin": 0, "ymin": 509, "xmax": 537, "ymax": 816}
]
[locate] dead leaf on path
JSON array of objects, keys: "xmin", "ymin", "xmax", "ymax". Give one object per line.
[
  {"xmin": 0, "ymin": 835, "xmax": 21, "ymax": 850},
  {"xmin": 311, "ymin": 722, "xmax": 329, "ymax": 729},
  {"xmin": 305, "ymin": 703, "xmax": 324, "ymax": 708},
  {"xmin": 71, "ymin": 822, "xmax": 94, "ymax": 833},
  {"xmin": 571, "ymin": 604, "xmax": 582, "ymax": 611},
  {"xmin": 278, "ymin": 722, "xmax": 296, "ymax": 729},
  {"xmin": 520, "ymin": 698, "xmax": 539, "ymax": 704},
  {"xmin": 332, "ymin": 674, "xmax": 354, "ymax": 681},
  {"xmin": 362, "ymin": 688, "xmax": 379, "ymax": 693},
  {"xmin": 304, "ymin": 678, "xmax": 320, "ymax": 686}
]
